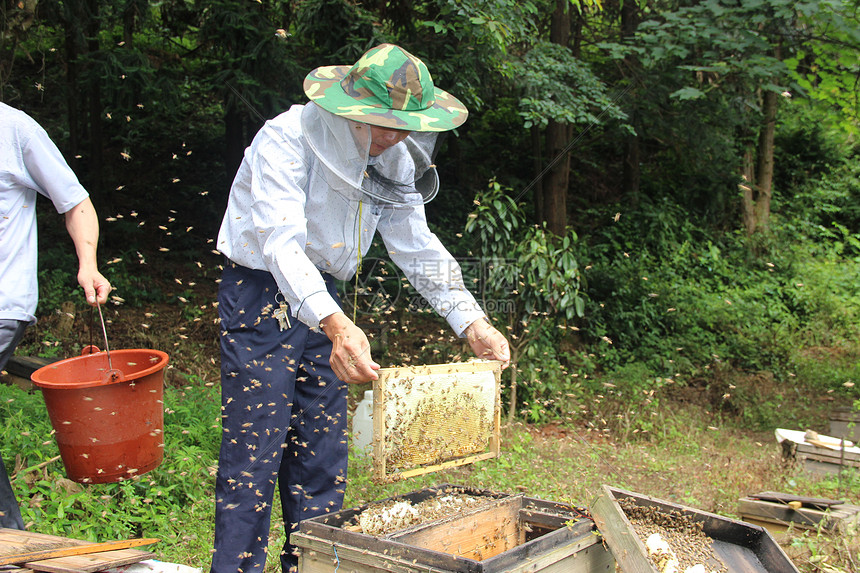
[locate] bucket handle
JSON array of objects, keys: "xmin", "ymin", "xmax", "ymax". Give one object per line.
[
  {"xmin": 91, "ymin": 302, "xmax": 113, "ymax": 371},
  {"xmin": 87, "ymin": 304, "xmax": 124, "ymax": 383}
]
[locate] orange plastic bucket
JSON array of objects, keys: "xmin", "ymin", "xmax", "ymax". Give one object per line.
[{"xmin": 31, "ymin": 348, "xmax": 169, "ymax": 484}]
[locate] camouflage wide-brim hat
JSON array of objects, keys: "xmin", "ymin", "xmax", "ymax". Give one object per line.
[{"xmin": 303, "ymin": 44, "xmax": 468, "ymax": 133}]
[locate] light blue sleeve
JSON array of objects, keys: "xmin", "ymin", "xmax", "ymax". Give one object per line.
[
  {"xmin": 21, "ymin": 123, "xmax": 89, "ymax": 213},
  {"xmin": 377, "ymin": 204, "xmax": 486, "ymax": 336},
  {"xmin": 248, "ymin": 124, "xmax": 342, "ymax": 327}
]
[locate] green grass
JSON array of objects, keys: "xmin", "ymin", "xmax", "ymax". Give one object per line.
[{"xmin": 1, "ymin": 379, "xmax": 858, "ymax": 572}]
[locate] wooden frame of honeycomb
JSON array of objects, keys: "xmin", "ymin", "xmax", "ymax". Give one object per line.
[{"xmin": 371, "ymin": 360, "xmax": 502, "ymax": 483}]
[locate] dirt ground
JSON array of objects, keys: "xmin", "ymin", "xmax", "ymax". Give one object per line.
[{"xmin": 8, "ymin": 255, "xmax": 859, "ymax": 572}]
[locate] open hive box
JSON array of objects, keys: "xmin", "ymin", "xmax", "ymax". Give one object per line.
[
  {"xmin": 292, "ymin": 484, "xmax": 614, "ymax": 573},
  {"xmin": 371, "ymin": 361, "xmax": 502, "ymax": 483},
  {"xmin": 591, "ymin": 485, "xmax": 799, "ymax": 573}
]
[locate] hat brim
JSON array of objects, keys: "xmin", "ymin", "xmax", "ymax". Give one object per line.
[{"xmin": 303, "ymin": 65, "xmax": 468, "ymax": 132}]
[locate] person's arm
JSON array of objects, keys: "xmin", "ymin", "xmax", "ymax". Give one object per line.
[
  {"xmin": 230, "ymin": 118, "xmax": 377, "ymax": 384},
  {"xmin": 378, "ymin": 205, "xmax": 510, "ymax": 366},
  {"xmin": 64, "ymin": 197, "xmax": 111, "ymax": 305},
  {"xmin": 19, "ymin": 118, "xmax": 112, "ymax": 306}
]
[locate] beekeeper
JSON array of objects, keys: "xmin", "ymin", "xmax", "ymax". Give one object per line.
[
  {"xmin": 212, "ymin": 43, "xmax": 510, "ymax": 572},
  {"xmin": 0, "ymin": 102, "xmax": 112, "ymax": 529}
]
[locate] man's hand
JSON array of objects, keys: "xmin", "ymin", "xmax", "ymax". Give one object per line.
[
  {"xmin": 320, "ymin": 312, "xmax": 380, "ymax": 383},
  {"xmin": 464, "ymin": 318, "xmax": 510, "ymax": 368},
  {"xmin": 78, "ymin": 268, "xmax": 112, "ymax": 306}
]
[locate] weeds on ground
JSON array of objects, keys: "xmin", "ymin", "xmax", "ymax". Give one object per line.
[
  {"xmin": 2, "ymin": 378, "xmax": 858, "ymax": 572},
  {"xmin": 0, "ymin": 379, "xmax": 219, "ymax": 569}
]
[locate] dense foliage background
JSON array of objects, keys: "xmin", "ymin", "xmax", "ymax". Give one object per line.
[
  {"xmin": 2, "ymin": 0, "xmax": 858, "ymax": 437},
  {"xmin": 1, "ymin": 0, "xmax": 859, "ymax": 569}
]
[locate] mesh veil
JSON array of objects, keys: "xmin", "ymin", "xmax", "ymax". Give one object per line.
[{"xmin": 301, "ymin": 103, "xmax": 442, "ymax": 206}]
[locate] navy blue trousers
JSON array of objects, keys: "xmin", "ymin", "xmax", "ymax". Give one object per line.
[
  {"xmin": 0, "ymin": 319, "xmax": 28, "ymax": 530},
  {"xmin": 211, "ymin": 262, "xmax": 348, "ymax": 573},
  {"xmin": 0, "ymin": 454, "xmax": 24, "ymax": 529}
]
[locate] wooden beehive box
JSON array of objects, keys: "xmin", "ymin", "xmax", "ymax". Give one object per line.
[
  {"xmin": 292, "ymin": 484, "xmax": 614, "ymax": 573},
  {"xmin": 776, "ymin": 428, "xmax": 860, "ymax": 475},
  {"xmin": 794, "ymin": 441, "xmax": 860, "ymax": 475},
  {"xmin": 829, "ymin": 406, "xmax": 860, "ymax": 442},
  {"xmin": 371, "ymin": 361, "xmax": 502, "ymax": 483},
  {"xmin": 738, "ymin": 492, "xmax": 860, "ymax": 535},
  {"xmin": 591, "ymin": 485, "xmax": 799, "ymax": 573}
]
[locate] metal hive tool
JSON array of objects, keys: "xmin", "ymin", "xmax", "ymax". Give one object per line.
[{"xmin": 371, "ymin": 360, "xmax": 502, "ymax": 483}]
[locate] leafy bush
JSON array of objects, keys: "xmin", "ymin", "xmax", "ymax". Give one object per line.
[
  {"xmin": 569, "ymin": 185, "xmax": 859, "ymax": 429},
  {"xmin": 0, "ymin": 376, "xmax": 219, "ymax": 543},
  {"xmin": 465, "ymin": 180, "xmax": 585, "ymax": 420}
]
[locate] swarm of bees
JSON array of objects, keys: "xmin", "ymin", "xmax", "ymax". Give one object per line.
[
  {"xmin": 385, "ymin": 391, "xmax": 490, "ymax": 469},
  {"xmin": 379, "ymin": 368, "xmax": 497, "ymax": 471},
  {"xmin": 346, "ymin": 492, "xmax": 492, "ymax": 536}
]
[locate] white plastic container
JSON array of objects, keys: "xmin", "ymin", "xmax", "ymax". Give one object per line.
[{"xmin": 351, "ymin": 389, "xmax": 374, "ymax": 453}]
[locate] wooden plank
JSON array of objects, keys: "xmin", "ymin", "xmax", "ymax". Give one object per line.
[
  {"xmin": 372, "ymin": 375, "xmax": 387, "ymax": 483},
  {"xmin": 297, "ymin": 486, "xmax": 509, "ymax": 572},
  {"xmin": 738, "ymin": 497, "xmax": 860, "ymax": 533},
  {"xmin": 294, "ymin": 530, "xmax": 485, "ymax": 572},
  {"xmin": 739, "ymin": 516, "xmax": 790, "ymax": 539},
  {"xmin": 796, "ymin": 447, "xmax": 860, "ymax": 467},
  {"xmin": 738, "ymin": 499, "xmax": 828, "ymax": 530},
  {"xmin": 294, "ymin": 532, "xmax": 447, "ymax": 572},
  {"xmin": 0, "ymin": 373, "xmax": 34, "ymax": 392},
  {"xmin": 25, "ymin": 550, "xmax": 155, "ymax": 573},
  {"xmin": 796, "ymin": 442, "xmax": 859, "ymax": 459},
  {"xmin": 376, "ymin": 361, "xmax": 503, "ymax": 380},
  {"xmin": 296, "ymin": 507, "xmax": 611, "ymax": 573},
  {"xmin": 746, "ymin": 491, "xmax": 845, "ymax": 509},
  {"xmin": 589, "ymin": 487, "xmax": 654, "ymax": 573},
  {"xmin": 528, "ymin": 542, "xmax": 614, "ymax": 573},
  {"xmin": 801, "ymin": 458, "xmax": 850, "ymax": 476},
  {"xmin": 518, "ymin": 509, "xmax": 570, "ymax": 531},
  {"xmin": 295, "ymin": 486, "xmax": 609, "ymax": 573},
  {"xmin": 829, "ymin": 406, "xmax": 860, "ymax": 421},
  {"xmin": 3, "ymin": 356, "xmax": 53, "ymax": 379},
  {"xmin": 0, "ymin": 529, "xmax": 153, "ymax": 573},
  {"xmin": 391, "ymin": 496, "xmax": 522, "ymax": 561},
  {"xmin": 0, "ymin": 538, "xmax": 158, "ymax": 566},
  {"xmin": 829, "ymin": 420, "xmax": 860, "ymax": 441},
  {"xmin": 482, "ymin": 519, "xmax": 615, "ymax": 573},
  {"xmin": 392, "ymin": 452, "xmax": 498, "ymax": 482},
  {"xmin": 488, "ymin": 367, "xmax": 501, "ymax": 460}
]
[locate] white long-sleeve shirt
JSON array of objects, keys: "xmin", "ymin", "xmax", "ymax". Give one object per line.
[
  {"xmin": 0, "ymin": 103, "xmax": 89, "ymax": 323},
  {"xmin": 217, "ymin": 104, "xmax": 485, "ymax": 335}
]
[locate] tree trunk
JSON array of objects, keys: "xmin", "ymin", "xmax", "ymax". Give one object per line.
[
  {"xmin": 739, "ymin": 89, "xmax": 778, "ymax": 236},
  {"xmin": 224, "ymin": 103, "xmax": 246, "ymax": 178},
  {"xmin": 543, "ymin": 122, "xmax": 571, "ymax": 235},
  {"xmin": 531, "ymin": 126, "xmax": 543, "ymax": 219},
  {"xmin": 740, "ymin": 145, "xmax": 756, "ymax": 235},
  {"xmin": 754, "ymin": 89, "xmax": 778, "ymax": 232},
  {"xmin": 507, "ymin": 344, "xmax": 519, "ymax": 424},
  {"xmin": 123, "ymin": 1, "xmax": 136, "ymax": 48},
  {"xmin": 85, "ymin": 0, "xmax": 103, "ymax": 196},
  {"xmin": 538, "ymin": 0, "xmax": 572, "ymax": 235},
  {"xmin": 620, "ymin": 0, "xmax": 641, "ymax": 201},
  {"xmin": 63, "ymin": 17, "xmax": 81, "ymax": 157},
  {"xmin": 622, "ymin": 116, "xmax": 641, "ymax": 198}
]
